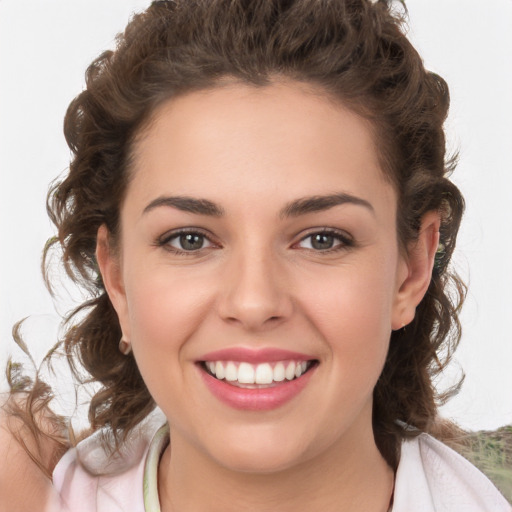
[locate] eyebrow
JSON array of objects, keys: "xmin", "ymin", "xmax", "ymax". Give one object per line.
[
  {"xmin": 279, "ymin": 193, "xmax": 375, "ymax": 219},
  {"xmin": 142, "ymin": 192, "xmax": 374, "ymax": 218},
  {"xmin": 143, "ymin": 196, "xmax": 225, "ymax": 217}
]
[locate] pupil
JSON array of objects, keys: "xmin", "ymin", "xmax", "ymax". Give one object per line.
[
  {"xmin": 312, "ymin": 233, "xmax": 334, "ymax": 250},
  {"xmin": 180, "ymin": 233, "xmax": 203, "ymax": 250}
]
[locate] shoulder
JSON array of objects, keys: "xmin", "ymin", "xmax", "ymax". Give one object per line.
[
  {"xmin": 393, "ymin": 433, "xmax": 511, "ymax": 512},
  {"xmin": 0, "ymin": 393, "xmax": 68, "ymax": 512},
  {"xmin": 53, "ymin": 408, "xmax": 166, "ymax": 512}
]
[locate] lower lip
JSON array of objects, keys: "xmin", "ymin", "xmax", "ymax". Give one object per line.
[{"xmin": 199, "ymin": 364, "xmax": 316, "ymax": 411}]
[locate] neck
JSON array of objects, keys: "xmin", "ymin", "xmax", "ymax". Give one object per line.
[{"xmin": 158, "ymin": 413, "xmax": 394, "ymax": 512}]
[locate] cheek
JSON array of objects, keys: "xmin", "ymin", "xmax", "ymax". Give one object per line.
[
  {"xmin": 306, "ymin": 260, "xmax": 395, "ymax": 329},
  {"xmin": 123, "ymin": 266, "xmax": 215, "ymax": 358},
  {"xmin": 301, "ymin": 259, "xmax": 397, "ymax": 379},
  {"xmin": 122, "ymin": 268, "xmax": 218, "ymax": 412}
]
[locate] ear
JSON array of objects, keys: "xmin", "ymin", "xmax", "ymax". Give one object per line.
[
  {"xmin": 96, "ymin": 225, "xmax": 131, "ymax": 341},
  {"xmin": 391, "ymin": 211, "xmax": 441, "ymax": 330}
]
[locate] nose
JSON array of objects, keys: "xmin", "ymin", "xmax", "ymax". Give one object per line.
[{"xmin": 217, "ymin": 247, "xmax": 293, "ymax": 331}]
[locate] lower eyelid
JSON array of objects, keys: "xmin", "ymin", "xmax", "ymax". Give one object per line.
[
  {"xmin": 171, "ymin": 235, "xmax": 212, "ymax": 250},
  {"xmin": 156, "ymin": 229, "xmax": 352, "ymax": 252},
  {"xmin": 296, "ymin": 230, "xmax": 353, "ymax": 248},
  {"xmin": 157, "ymin": 229, "xmax": 215, "ymax": 249}
]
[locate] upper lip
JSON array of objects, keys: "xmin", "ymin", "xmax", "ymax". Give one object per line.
[{"xmin": 198, "ymin": 347, "xmax": 316, "ymax": 364}]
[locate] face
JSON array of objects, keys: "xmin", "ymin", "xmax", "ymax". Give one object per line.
[{"xmin": 99, "ymin": 81, "xmax": 429, "ymax": 473}]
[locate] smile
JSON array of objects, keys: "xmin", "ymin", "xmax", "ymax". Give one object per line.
[
  {"xmin": 203, "ymin": 360, "xmax": 314, "ymax": 387},
  {"xmin": 197, "ymin": 349, "xmax": 318, "ymax": 411}
]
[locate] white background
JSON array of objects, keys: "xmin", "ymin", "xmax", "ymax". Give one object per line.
[{"xmin": 1, "ymin": 0, "xmax": 511, "ymax": 431}]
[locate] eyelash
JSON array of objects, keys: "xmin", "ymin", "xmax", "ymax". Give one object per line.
[
  {"xmin": 295, "ymin": 228, "xmax": 354, "ymax": 253},
  {"xmin": 156, "ymin": 228, "xmax": 216, "ymax": 256},
  {"xmin": 155, "ymin": 228, "xmax": 354, "ymax": 256}
]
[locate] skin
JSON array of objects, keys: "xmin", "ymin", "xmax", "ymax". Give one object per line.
[
  {"xmin": 97, "ymin": 80, "xmax": 440, "ymax": 511},
  {"xmin": 0, "ymin": 396, "xmax": 69, "ymax": 512}
]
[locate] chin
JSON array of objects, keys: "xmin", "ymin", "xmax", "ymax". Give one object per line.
[{"xmin": 202, "ymin": 427, "xmax": 316, "ymax": 475}]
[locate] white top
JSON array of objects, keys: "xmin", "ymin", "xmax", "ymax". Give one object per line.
[
  {"xmin": 52, "ymin": 412, "xmax": 511, "ymax": 512},
  {"xmin": 394, "ymin": 433, "xmax": 511, "ymax": 511}
]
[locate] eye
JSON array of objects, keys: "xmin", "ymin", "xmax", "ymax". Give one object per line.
[
  {"xmin": 296, "ymin": 229, "xmax": 353, "ymax": 252},
  {"xmin": 157, "ymin": 229, "xmax": 215, "ymax": 254}
]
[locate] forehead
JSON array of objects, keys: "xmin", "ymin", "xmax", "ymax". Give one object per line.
[{"xmin": 128, "ymin": 80, "xmax": 395, "ymax": 218}]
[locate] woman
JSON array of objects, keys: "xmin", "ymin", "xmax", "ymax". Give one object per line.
[{"xmin": 1, "ymin": 0, "xmax": 510, "ymax": 511}]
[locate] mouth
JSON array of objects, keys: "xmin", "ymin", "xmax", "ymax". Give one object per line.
[
  {"xmin": 200, "ymin": 359, "xmax": 317, "ymax": 389},
  {"xmin": 197, "ymin": 353, "xmax": 319, "ymax": 410}
]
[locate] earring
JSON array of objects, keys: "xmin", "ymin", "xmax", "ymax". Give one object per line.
[
  {"xmin": 434, "ymin": 242, "xmax": 446, "ymax": 273},
  {"xmin": 119, "ymin": 337, "xmax": 132, "ymax": 355}
]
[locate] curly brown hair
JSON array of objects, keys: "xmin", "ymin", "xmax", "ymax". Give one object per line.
[{"xmin": 10, "ymin": 0, "xmax": 465, "ymax": 472}]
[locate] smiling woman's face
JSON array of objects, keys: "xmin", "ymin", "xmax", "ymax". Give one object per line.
[{"xmin": 99, "ymin": 80, "xmax": 425, "ymax": 473}]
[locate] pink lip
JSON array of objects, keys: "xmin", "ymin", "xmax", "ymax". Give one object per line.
[
  {"xmin": 198, "ymin": 347, "xmax": 313, "ymax": 364},
  {"xmin": 197, "ymin": 361, "xmax": 317, "ymax": 412}
]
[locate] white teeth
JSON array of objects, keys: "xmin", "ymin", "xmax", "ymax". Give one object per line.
[
  {"xmin": 205, "ymin": 360, "xmax": 312, "ymax": 385},
  {"xmin": 238, "ymin": 362, "xmax": 255, "ymax": 384},
  {"xmin": 225, "ymin": 361, "xmax": 238, "ymax": 381},
  {"xmin": 215, "ymin": 361, "xmax": 225, "ymax": 380},
  {"xmin": 273, "ymin": 362, "xmax": 285, "ymax": 382},
  {"xmin": 255, "ymin": 363, "xmax": 273, "ymax": 384},
  {"xmin": 285, "ymin": 361, "xmax": 296, "ymax": 381}
]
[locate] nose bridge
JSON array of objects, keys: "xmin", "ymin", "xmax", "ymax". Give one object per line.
[{"xmin": 218, "ymin": 239, "xmax": 292, "ymax": 329}]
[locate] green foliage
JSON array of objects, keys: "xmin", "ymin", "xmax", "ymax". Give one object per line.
[{"xmin": 458, "ymin": 427, "xmax": 512, "ymax": 503}]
